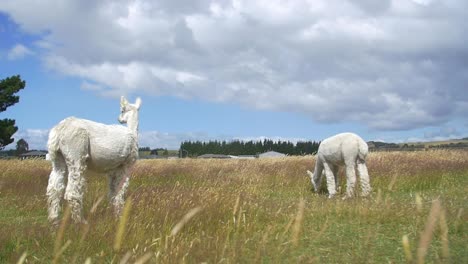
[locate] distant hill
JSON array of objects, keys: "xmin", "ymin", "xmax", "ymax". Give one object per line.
[
  {"xmin": 397, "ymin": 138, "xmax": 468, "ymax": 148},
  {"xmin": 368, "ymin": 138, "xmax": 468, "ymax": 151},
  {"xmin": 367, "ymin": 141, "xmax": 399, "ymax": 148}
]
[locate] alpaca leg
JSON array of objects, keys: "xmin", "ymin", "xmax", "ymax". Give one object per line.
[
  {"xmin": 357, "ymin": 162, "xmax": 371, "ymax": 197},
  {"xmin": 60, "ymin": 128, "xmax": 89, "ymax": 223},
  {"xmin": 46, "ymin": 153, "xmax": 67, "ymax": 224},
  {"xmin": 108, "ymin": 168, "xmax": 130, "ymax": 216},
  {"xmin": 311, "ymin": 158, "xmax": 324, "ymax": 192},
  {"xmin": 64, "ymin": 160, "xmax": 87, "ymax": 223},
  {"xmin": 323, "ymin": 162, "xmax": 336, "ymax": 198},
  {"xmin": 344, "ymin": 163, "xmax": 357, "ymax": 199},
  {"xmin": 332, "ymin": 165, "xmax": 340, "ymax": 193}
]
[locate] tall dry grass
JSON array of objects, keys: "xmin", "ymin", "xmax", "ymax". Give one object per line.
[{"xmin": 0, "ymin": 150, "xmax": 467, "ymax": 263}]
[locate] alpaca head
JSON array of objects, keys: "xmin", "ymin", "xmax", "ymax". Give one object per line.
[
  {"xmin": 306, "ymin": 170, "xmax": 319, "ymax": 192},
  {"xmin": 119, "ymin": 96, "xmax": 142, "ymax": 131}
]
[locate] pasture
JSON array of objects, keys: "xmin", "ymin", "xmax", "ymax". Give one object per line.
[{"xmin": 0, "ymin": 150, "xmax": 467, "ymax": 263}]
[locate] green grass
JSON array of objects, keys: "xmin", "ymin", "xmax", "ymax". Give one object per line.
[{"xmin": 0, "ymin": 150, "xmax": 467, "ymax": 263}]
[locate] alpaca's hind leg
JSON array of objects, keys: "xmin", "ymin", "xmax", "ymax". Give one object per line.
[
  {"xmin": 108, "ymin": 167, "xmax": 130, "ymax": 216},
  {"xmin": 323, "ymin": 162, "xmax": 336, "ymax": 198},
  {"xmin": 344, "ymin": 163, "xmax": 357, "ymax": 199},
  {"xmin": 46, "ymin": 153, "xmax": 67, "ymax": 224},
  {"xmin": 64, "ymin": 159, "xmax": 87, "ymax": 223},
  {"xmin": 332, "ymin": 165, "xmax": 340, "ymax": 193},
  {"xmin": 357, "ymin": 161, "xmax": 371, "ymax": 197},
  {"xmin": 62, "ymin": 129, "xmax": 89, "ymax": 223}
]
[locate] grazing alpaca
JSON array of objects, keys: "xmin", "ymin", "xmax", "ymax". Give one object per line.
[
  {"xmin": 46, "ymin": 96, "xmax": 141, "ymax": 224},
  {"xmin": 306, "ymin": 132, "xmax": 371, "ymax": 199}
]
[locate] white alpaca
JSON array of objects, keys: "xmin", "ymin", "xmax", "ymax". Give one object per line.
[
  {"xmin": 306, "ymin": 132, "xmax": 371, "ymax": 199},
  {"xmin": 46, "ymin": 96, "xmax": 141, "ymax": 224}
]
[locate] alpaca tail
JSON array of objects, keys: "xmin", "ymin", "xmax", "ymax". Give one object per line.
[
  {"xmin": 357, "ymin": 138, "xmax": 369, "ymax": 162},
  {"xmin": 47, "ymin": 125, "xmax": 61, "ymax": 161}
]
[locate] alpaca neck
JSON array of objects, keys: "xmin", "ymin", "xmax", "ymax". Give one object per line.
[{"xmin": 126, "ymin": 114, "xmax": 139, "ymax": 134}]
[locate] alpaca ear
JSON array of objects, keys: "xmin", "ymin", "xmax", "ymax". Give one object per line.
[
  {"xmin": 120, "ymin": 96, "xmax": 128, "ymax": 108},
  {"xmin": 135, "ymin": 97, "xmax": 142, "ymax": 110}
]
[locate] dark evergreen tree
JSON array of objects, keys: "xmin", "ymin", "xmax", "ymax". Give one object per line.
[
  {"xmin": 139, "ymin": 146, "xmax": 151, "ymax": 151},
  {"xmin": 0, "ymin": 119, "xmax": 17, "ymax": 150},
  {"xmin": 0, "ymin": 75, "xmax": 26, "ymax": 150}
]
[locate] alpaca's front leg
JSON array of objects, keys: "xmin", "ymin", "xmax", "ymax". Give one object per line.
[
  {"xmin": 343, "ymin": 164, "xmax": 357, "ymax": 199},
  {"xmin": 109, "ymin": 168, "xmax": 130, "ymax": 216},
  {"xmin": 323, "ymin": 162, "xmax": 336, "ymax": 198},
  {"xmin": 332, "ymin": 165, "xmax": 340, "ymax": 193}
]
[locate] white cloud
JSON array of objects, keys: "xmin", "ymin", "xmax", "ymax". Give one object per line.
[
  {"xmin": 423, "ymin": 127, "xmax": 460, "ymax": 140},
  {"xmin": 11, "ymin": 129, "xmax": 49, "ymax": 150},
  {"xmin": 411, "ymin": 0, "xmax": 434, "ymax": 6},
  {"xmin": 8, "ymin": 128, "xmax": 309, "ymax": 151},
  {"xmin": 128, "ymin": 131, "xmax": 316, "ymax": 150},
  {"xmin": 7, "ymin": 43, "xmax": 33, "ymax": 60},
  {"xmin": 1, "ymin": 0, "xmax": 467, "ymax": 131},
  {"xmin": 80, "ymin": 81, "xmax": 104, "ymax": 91},
  {"xmin": 7, "ymin": 127, "xmax": 466, "ymax": 152},
  {"xmin": 7, "ymin": 129, "xmax": 208, "ymax": 150},
  {"xmin": 139, "ymin": 131, "xmax": 192, "ymax": 149}
]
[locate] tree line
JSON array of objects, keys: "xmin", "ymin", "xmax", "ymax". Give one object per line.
[
  {"xmin": 138, "ymin": 147, "xmax": 170, "ymax": 156},
  {"xmin": 179, "ymin": 139, "xmax": 320, "ymax": 157}
]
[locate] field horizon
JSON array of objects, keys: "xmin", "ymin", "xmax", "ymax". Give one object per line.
[{"xmin": 0, "ymin": 150, "xmax": 467, "ymax": 263}]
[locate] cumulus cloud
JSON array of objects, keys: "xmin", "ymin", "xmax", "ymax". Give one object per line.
[
  {"xmin": 1, "ymin": 0, "xmax": 467, "ymax": 130},
  {"xmin": 138, "ymin": 131, "xmax": 213, "ymax": 149},
  {"xmin": 423, "ymin": 127, "xmax": 461, "ymax": 140},
  {"xmin": 139, "ymin": 131, "xmax": 307, "ymax": 150},
  {"xmin": 80, "ymin": 81, "xmax": 104, "ymax": 92},
  {"xmin": 8, "ymin": 129, "xmax": 313, "ymax": 151},
  {"xmin": 8, "ymin": 129, "xmax": 197, "ymax": 150},
  {"xmin": 7, "ymin": 43, "xmax": 33, "ymax": 60},
  {"xmin": 11, "ymin": 129, "xmax": 49, "ymax": 150},
  {"xmin": 8, "ymin": 127, "xmax": 465, "ymax": 151}
]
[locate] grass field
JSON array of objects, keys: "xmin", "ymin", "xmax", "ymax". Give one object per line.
[{"xmin": 0, "ymin": 150, "xmax": 467, "ymax": 263}]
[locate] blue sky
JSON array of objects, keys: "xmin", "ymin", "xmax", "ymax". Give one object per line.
[{"xmin": 1, "ymin": 0, "xmax": 467, "ymax": 150}]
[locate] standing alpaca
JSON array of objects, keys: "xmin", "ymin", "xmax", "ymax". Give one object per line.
[
  {"xmin": 306, "ymin": 132, "xmax": 371, "ymax": 199},
  {"xmin": 46, "ymin": 96, "xmax": 141, "ymax": 224}
]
